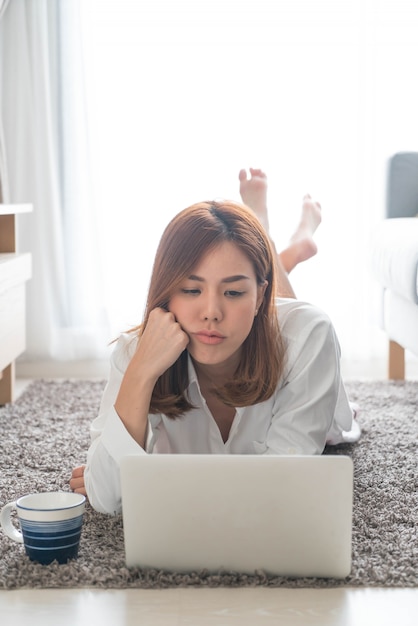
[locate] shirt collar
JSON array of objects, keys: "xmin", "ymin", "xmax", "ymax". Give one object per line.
[{"xmin": 186, "ymin": 353, "xmax": 200, "ymax": 389}]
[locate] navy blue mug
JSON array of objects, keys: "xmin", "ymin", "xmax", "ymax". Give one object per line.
[{"xmin": 0, "ymin": 491, "xmax": 86, "ymax": 565}]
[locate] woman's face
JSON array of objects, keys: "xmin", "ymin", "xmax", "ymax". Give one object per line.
[{"xmin": 169, "ymin": 241, "xmax": 267, "ymax": 373}]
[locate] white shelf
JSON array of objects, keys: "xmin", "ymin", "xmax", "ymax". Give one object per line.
[
  {"xmin": 0, "ymin": 204, "xmax": 32, "ymax": 403},
  {"xmin": 0, "ymin": 253, "xmax": 32, "ymax": 293},
  {"xmin": 0, "ymin": 203, "xmax": 33, "ymax": 215}
]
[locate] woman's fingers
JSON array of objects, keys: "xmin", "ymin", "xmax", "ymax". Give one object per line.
[{"xmin": 70, "ymin": 465, "xmax": 87, "ymax": 495}]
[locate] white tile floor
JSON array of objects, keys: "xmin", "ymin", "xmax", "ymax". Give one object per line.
[{"xmin": 3, "ymin": 362, "xmax": 418, "ymax": 625}]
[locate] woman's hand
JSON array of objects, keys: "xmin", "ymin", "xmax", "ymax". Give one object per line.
[
  {"xmin": 130, "ymin": 307, "xmax": 189, "ymax": 382},
  {"xmin": 114, "ymin": 308, "xmax": 189, "ymax": 447},
  {"xmin": 70, "ymin": 465, "xmax": 87, "ymax": 496}
]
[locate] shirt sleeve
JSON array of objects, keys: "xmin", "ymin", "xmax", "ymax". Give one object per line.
[
  {"xmin": 260, "ymin": 302, "xmax": 349, "ymax": 456},
  {"xmin": 84, "ymin": 333, "xmax": 147, "ymax": 515}
]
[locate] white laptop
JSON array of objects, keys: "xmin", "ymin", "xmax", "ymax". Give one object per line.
[{"xmin": 120, "ymin": 454, "xmax": 353, "ymax": 578}]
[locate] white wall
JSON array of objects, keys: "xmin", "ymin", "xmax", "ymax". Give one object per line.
[{"xmin": 78, "ymin": 0, "xmax": 418, "ymax": 361}]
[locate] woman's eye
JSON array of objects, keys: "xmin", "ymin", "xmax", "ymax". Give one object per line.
[
  {"xmin": 181, "ymin": 288, "xmax": 201, "ymax": 295},
  {"xmin": 225, "ymin": 290, "xmax": 244, "ymax": 297}
]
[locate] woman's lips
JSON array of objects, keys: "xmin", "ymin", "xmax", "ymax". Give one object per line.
[{"xmin": 193, "ymin": 331, "xmax": 226, "ymax": 345}]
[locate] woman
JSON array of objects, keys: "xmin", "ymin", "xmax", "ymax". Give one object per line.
[{"xmin": 71, "ymin": 169, "xmax": 360, "ymax": 515}]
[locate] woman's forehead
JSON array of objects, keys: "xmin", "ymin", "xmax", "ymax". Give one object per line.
[{"xmin": 189, "ymin": 241, "xmax": 257, "ymax": 278}]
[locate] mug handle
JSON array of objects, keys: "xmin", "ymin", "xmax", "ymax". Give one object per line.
[{"xmin": 0, "ymin": 502, "xmax": 23, "ymax": 543}]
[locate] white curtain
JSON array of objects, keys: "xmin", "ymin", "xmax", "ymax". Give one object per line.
[
  {"xmin": 0, "ymin": 0, "xmax": 110, "ymax": 361},
  {"xmin": 0, "ymin": 0, "xmax": 10, "ymax": 202}
]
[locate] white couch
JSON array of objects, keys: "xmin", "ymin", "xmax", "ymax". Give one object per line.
[{"xmin": 371, "ymin": 152, "xmax": 418, "ymax": 379}]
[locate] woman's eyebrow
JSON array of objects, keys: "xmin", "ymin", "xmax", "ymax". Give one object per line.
[{"xmin": 187, "ymin": 274, "xmax": 250, "ymax": 283}]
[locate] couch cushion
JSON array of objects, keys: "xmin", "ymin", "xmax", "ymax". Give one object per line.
[
  {"xmin": 384, "ymin": 290, "xmax": 418, "ymax": 357},
  {"xmin": 371, "ymin": 218, "xmax": 418, "ymax": 304}
]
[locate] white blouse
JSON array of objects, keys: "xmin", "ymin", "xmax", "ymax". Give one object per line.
[{"xmin": 84, "ymin": 298, "xmax": 360, "ymax": 515}]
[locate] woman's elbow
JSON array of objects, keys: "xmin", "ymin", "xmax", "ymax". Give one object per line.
[{"xmin": 84, "ymin": 465, "xmax": 122, "ymax": 516}]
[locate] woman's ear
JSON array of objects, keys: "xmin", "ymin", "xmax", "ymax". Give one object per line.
[{"xmin": 256, "ymin": 280, "xmax": 268, "ymax": 310}]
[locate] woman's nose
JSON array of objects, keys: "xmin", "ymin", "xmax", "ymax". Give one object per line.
[{"xmin": 202, "ymin": 295, "xmax": 223, "ymax": 321}]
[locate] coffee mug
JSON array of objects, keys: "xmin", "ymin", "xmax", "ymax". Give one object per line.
[{"xmin": 0, "ymin": 491, "xmax": 86, "ymax": 565}]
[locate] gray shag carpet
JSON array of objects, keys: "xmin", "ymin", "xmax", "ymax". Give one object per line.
[{"xmin": 0, "ymin": 379, "xmax": 417, "ymax": 590}]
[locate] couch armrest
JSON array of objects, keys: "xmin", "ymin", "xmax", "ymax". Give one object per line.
[{"xmin": 371, "ymin": 218, "xmax": 418, "ymax": 304}]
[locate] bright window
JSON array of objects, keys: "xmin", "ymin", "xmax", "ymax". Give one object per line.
[{"xmin": 80, "ymin": 0, "xmax": 418, "ymax": 359}]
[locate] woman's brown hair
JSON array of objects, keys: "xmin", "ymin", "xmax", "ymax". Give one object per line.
[{"xmin": 132, "ymin": 200, "xmax": 286, "ymax": 418}]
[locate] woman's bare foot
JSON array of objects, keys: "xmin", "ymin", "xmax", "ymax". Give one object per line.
[
  {"xmin": 279, "ymin": 194, "xmax": 322, "ymax": 273},
  {"xmin": 238, "ymin": 167, "xmax": 322, "ymax": 274},
  {"xmin": 238, "ymin": 168, "xmax": 269, "ymax": 232}
]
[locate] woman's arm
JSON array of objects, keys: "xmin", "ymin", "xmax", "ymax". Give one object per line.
[
  {"xmin": 81, "ymin": 308, "xmax": 189, "ymax": 514},
  {"xmin": 114, "ymin": 308, "xmax": 189, "ymax": 447}
]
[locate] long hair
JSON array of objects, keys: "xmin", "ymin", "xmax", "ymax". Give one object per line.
[{"xmin": 132, "ymin": 200, "xmax": 286, "ymax": 418}]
